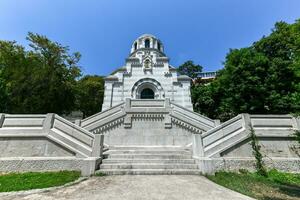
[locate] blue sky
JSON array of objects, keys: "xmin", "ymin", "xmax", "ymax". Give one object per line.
[{"xmin": 0, "ymin": 0, "xmax": 300, "ymax": 76}]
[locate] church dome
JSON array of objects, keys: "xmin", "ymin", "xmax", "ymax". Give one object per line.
[
  {"xmin": 138, "ymin": 33, "xmax": 157, "ymax": 39},
  {"xmin": 130, "ymin": 34, "xmax": 164, "ymax": 54}
]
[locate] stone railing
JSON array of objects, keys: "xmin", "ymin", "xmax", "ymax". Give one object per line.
[
  {"xmin": 201, "ymin": 114, "xmax": 246, "ymax": 158},
  {"xmin": 0, "ymin": 114, "xmax": 46, "ymax": 134},
  {"xmin": 79, "ymin": 98, "xmax": 220, "ymax": 134},
  {"xmin": 51, "ymin": 114, "xmax": 103, "ymax": 158},
  {"xmin": 0, "ymin": 113, "xmax": 103, "ymax": 158},
  {"xmin": 170, "ymin": 102, "xmax": 220, "ymax": 133},
  {"xmin": 79, "ymin": 102, "xmax": 126, "ymax": 133},
  {"xmin": 192, "ymin": 114, "xmax": 300, "ymax": 158},
  {"xmin": 123, "ymin": 98, "xmax": 171, "ymax": 128},
  {"xmin": 250, "ymin": 114, "xmax": 298, "ymax": 136}
]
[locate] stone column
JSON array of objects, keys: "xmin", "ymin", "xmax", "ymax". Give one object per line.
[
  {"xmin": 106, "ymin": 82, "xmax": 114, "ymax": 108},
  {"xmin": 43, "ymin": 113, "xmax": 55, "ymax": 133},
  {"xmin": 214, "ymin": 119, "xmax": 221, "ymax": 126},
  {"xmin": 292, "ymin": 116, "xmax": 300, "ymax": 130},
  {"xmin": 177, "ymin": 75, "xmax": 193, "ymax": 111},
  {"xmin": 124, "ymin": 98, "xmax": 132, "ymax": 128},
  {"xmin": 92, "ymin": 134, "xmax": 104, "ymax": 157},
  {"xmin": 164, "ymin": 98, "xmax": 172, "ymax": 128},
  {"xmin": 0, "ymin": 113, "xmax": 4, "ymax": 128},
  {"xmin": 75, "ymin": 119, "xmax": 81, "ymax": 126},
  {"xmin": 192, "ymin": 133, "xmax": 204, "ymax": 158},
  {"xmin": 241, "ymin": 113, "xmax": 251, "ymax": 131},
  {"xmin": 103, "ymin": 76, "xmax": 119, "ymax": 110}
]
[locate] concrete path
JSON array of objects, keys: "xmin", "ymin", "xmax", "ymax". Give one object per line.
[{"xmin": 1, "ymin": 175, "xmax": 254, "ymax": 200}]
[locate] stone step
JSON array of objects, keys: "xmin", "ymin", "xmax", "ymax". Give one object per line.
[
  {"xmin": 100, "ymin": 163, "xmax": 198, "ymax": 169},
  {"xmin": 100, "ymin": 146, "xmax": 197, "ymax": 175},
  {"xmin": 107, "ymin": 154, "xmax": 192, "ymax": 159},
  {"xmin": 108, "ymin": 146, "xmax": 191, "ymax": 151},
  {"xmin": 105, "ymin": 150, "xmax": 191, "ymax": 155},
  {"xmin": 102, "ymin": 159, "xmax": 196, "ymax": 164},
  {"xmin": 96, "ymin": 169, "xmax": 200, "ymax": 175}
]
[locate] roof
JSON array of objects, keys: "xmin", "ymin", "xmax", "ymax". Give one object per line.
[
  {"xmin": 110, "ymin": 66, "xmax": 126, "ymax": 75},
  {"xmin": 177, "ymin": 75, "xmax": 191, "ymax": 81},
  {"xmin": 138, "ymin": 34, "xmax": 157, "ymax": 39},
  {"xmin": 104, "ymin": 75, "xmax": 119, "ymax": 81}
]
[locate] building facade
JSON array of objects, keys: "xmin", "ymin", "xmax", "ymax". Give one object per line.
[{"xmin": 102, "ymin": 34, "xmax": 193, "ymax": 111}]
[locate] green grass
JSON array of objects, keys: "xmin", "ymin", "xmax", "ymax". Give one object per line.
[
  {"xmin": 207, "ymin": 169, "xmax": 300, "ymax": 200},
  {"xmin": 0, "ymin": 171, "xmax": 80, "ymax": 192},
  {"xmin": 94, "ymin": 172, "xmax": 107, "ymax": 176}
]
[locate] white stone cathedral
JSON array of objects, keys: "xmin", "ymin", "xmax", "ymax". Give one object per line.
[{"xmin": 102, "ymin": 34, "xmax": 193, "ymax": 111}]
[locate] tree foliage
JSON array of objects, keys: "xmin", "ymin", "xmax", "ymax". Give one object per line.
[
  {"xmin": 177, "ymin": 60, "xmax": 203, "ymax": 79},
  {"xmin": 0, "ymin": 33, "xmax": 104, "ymax": 116},
  {"xmin": 0, "ymin": 68, "xmax": 8, "ymax": 112},
  {"xmin": 76, "ymin": 75, "xmax": 104, "ymax": 118},
  {"xmin": 192, "ymin": 19, "xmax": 300, "ymax": 121}
]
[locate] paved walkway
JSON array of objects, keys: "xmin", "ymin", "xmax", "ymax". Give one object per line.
[{"xmin": 1, "ymin": 175, "xmax": 254, "ymax": 200}]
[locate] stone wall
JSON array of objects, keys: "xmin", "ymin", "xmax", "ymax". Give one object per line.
[
  {"xmin": 192, "ymin": 114, "xmax": 300, "ymax": 174},
  {"xmin": 196, "ymin": 158, "xmax": 300, "ymax": 174},
  {"xmin": 1, "ymin": 101, "xmax": 299, "ymax": 175},
  {"xmin": 0, "ymin": 113, "xmax": 104, "ymax": 176}
]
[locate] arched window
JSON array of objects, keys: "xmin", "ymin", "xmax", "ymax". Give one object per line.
[
  {"xmin": 134, "ymin": 42, "xmax": 137, "ymax": 50},
  {"xmin": 145, "ymin": 39, "xmax": 150, "ymax": 48},
  {"xmin": 140, "ymin": 88, "xmax": 154, "ymax": 99},
  {"xmin": 157, "ymin": 42, "xmax": 161, "ymax": 51}
]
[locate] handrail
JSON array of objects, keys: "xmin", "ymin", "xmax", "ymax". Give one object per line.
[
  {"xmin": 79, "ymin": 99, "xmax": 220, "ymax": 134},
  {"xmin": 54, "ymin": 115, "xmax": 95, "ymax": 138},
  {"xmin": 202, "ymin": 114, "xmax": 243, "ymax": 138},
  {"xmin": 202, "ymin": 114, "xmax": 245, "ymax": 158},
  {"xmin": 194, "ymin": 114, "xmax": 300, "ymax": 158},
  {"xmin": 0, "ymin": 113, "xmax": 103, "ymax": 158},
  {"xmin": 80, "ymin": 102, "xmax": 126, "ymax": 133},
  {"xmin": 170, "ymin": 102, "xmax": 219, "ymax": 132},
  {"xmin": 82, "ymin": 102, "xmax": 125, "ymax": 123},
  {"xmin": 171, "ymin": 102, "xmax": 217, "ymax": 125}
]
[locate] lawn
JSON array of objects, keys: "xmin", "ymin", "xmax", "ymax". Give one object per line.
[
  {"xmin": 207, "ymin": 169, "xmax": 300, "ymax": 200},
  {"xmin": 0, "ymin": 171, "xmax": 80, "ymax": 192}
]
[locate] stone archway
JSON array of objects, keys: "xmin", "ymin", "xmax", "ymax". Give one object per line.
[{"xmin": 131, "ymin": 78, "xmax": 165, "ymax": 99}]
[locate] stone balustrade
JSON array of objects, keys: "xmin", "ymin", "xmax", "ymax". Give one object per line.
[
  {"xmin": 80, "ymin": 98, "xmax": 219, "ymax": 134},
  {"xmin": 0, "ymin": 113, "xmax": 104, "ymax": 176},
  {"xmin": 192, "ymin": 114, "xmax": 300, "ymax": 174}
]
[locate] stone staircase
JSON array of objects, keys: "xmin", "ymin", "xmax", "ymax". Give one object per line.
[{"xmin": 97, "ymin": 146, "xmax": 200, "ymax": 175}]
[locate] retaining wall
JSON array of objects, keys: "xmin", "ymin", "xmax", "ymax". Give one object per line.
[
  {"xmin": 192, "ymin": 114, "xmax": 300, "ymax": 174},
  {"xmin": 0, "ymin": 113, "xmax": 104, "ymax": 176}
]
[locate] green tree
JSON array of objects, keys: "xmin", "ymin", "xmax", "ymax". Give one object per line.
[
  {"xmin": 76, "ymin": 75, "xmax": 104, "ymax": 118},
  {"xmin": 191, "ymin": 19, "xmax": 300, "ymax": 121},
  {"xmin": 26, "ymin": 32, "xmax": 81, "ymax": 114},
  {"xmin": 177, "ymin": 60, "xmax": 203, "ymax": 79},
  {"xmin": 0, "ymin": 69, "xmax": 8, "ymax": 112},
  {"xmin": 191, "ymin": 82, "xmax": 218, "ymax": 117},
  {"xmin": 0, "ymin": 33, "xmax": 81, "ymax": 114},
  {"xmin": 0, "ymin": 40, "xmax": 30, "ymax": 113}
]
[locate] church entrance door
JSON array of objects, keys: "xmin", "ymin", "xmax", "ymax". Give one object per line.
[{"xmin": 140, "ymin": 88, "xmax": 154, "ymax": 99}]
